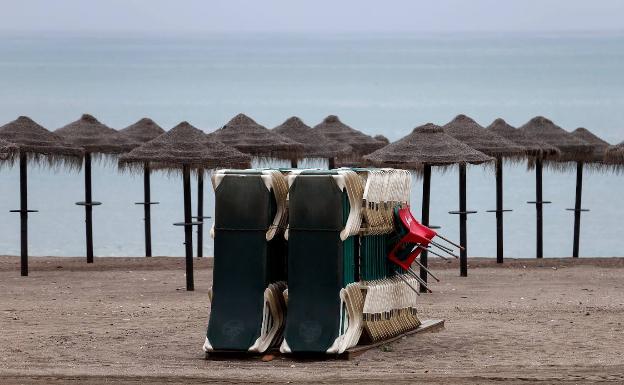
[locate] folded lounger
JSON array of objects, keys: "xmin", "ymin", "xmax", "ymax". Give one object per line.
[
  {"xmin": 204, "ymin": 169, "xmax": 289, "ymax": 353},
  {"xmin": 281, "ymin": 168, "xmax": 421, "ymax": 354},
  {"xmin": 281, "ymin": 169, "xmax": 363, "ymax": 354}
]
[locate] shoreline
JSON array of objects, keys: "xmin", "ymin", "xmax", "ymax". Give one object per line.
[{"xmin": 2, "ymin": 255, "xmax": 624, "ymax": 273}]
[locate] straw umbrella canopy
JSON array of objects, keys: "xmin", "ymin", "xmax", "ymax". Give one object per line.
[
  {"xmin": 314, "ymin": 115, "xmax": 385, "ymax": 166},
  {"xmin": 0, "ymin": 138, "xmax": 17, "ymax": 161},
  {"xmin": 0, "ymin": 116, "xmax": 84, "ymax": 166},
  {"xmin": 442, "ymin": 114, "xmax": 526, "ymax": 266},
  {"xmin": 119, "ymin": 118, "xmax": 166, "ymax": 258},
  {"xmin": 119, "ymin": 121, "xmax": 251, "ymax": 170},
  {"xmin": 570, "ymin": 127, "xmax": 610, "ymax": 165},
  {"xmin": 273, "ymin": 116, "xmax": 351, "ymax": 167},
  {"xmin": 0, "ymin": 116, "xmax": 84, "ymax": 276},
  {"xmin": 119, "ymin": 121, "xmax": 251, "ymax": 291},
  {"xmin": 487, "ymin": 118, "xmax": 560, "ymax": 158},
  {"xmin": 565, "ymin": 127, "xmax": 611, "ymax": 258},
  {"xmin": 210, "ymin": 114, "xmax": 304, "ymax": 163},
  {"xmin": 364, "ymin": 123, "xmax": 493, "ymax": 168},
  {"xmin": 605, "ymin": 141, "xmax": 624, "ymax": 165},
  {"xmin": 486, "ymin": 118, "xmax": 564, "ymax": 264},
  {"xmin": 120, "ymin": 117, "xmax": 165, "ymax": 143},
  {"xmin": 518, "ymin": 116, "xmax": 594, "ymax": 259},
  {"xmin": 374, "ymin": 135, "xmax": 390, "ymax": 145},
  {"xmin": 519, "ymin": 117, "xmax": 593, "ymax": 163},
  {"xmin": 365, "ymin": 123, "xmax": 493, "ymax": 287},
  {"xmin": 443, "ymin": 115, "xmax": 526, "ymax": 159},
  {"xmin": 56, "ymin": 114, "xmax": 138, "ymax": 154},
  {"xmin": 56, "ymin": 114, "xmax": 140, "ymax": 264}
]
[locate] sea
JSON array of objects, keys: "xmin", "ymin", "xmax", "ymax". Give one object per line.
[{"xmin": 0, "ymin": 31, "xmax": 623, "ymax": 258}]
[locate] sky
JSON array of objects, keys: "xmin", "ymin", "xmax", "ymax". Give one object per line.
[{"xmin": 1, "ymin": 0, "xmax": 623, "ymax": 34}]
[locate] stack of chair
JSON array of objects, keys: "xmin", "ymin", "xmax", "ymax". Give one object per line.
[
  {"xmin": 205, "ymin": 167, "xmax": 455, "ymax": 356},
  {"xmin": 204, "ymin": 169, "xmax": 289, "ymax": 353},
  {"xmin": 281, "ymin": 168, "xmax": 423, "ymax": 354},
  {"xmin": 281, "ymin": 169, "xmax": 363, "ymax": 354}
]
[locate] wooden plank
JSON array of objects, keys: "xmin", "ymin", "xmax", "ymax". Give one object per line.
[
  {"xmin": 343, "ymin": 319, "xmax": 445, "ymax": 359},
  {"xmin": 205, "ymin": 319, "xmax": 445, "ymax": 361}
]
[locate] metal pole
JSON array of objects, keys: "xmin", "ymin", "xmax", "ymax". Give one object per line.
[
  {"xmin": 197, "ymin": 170, "xmax": 204, "ymax": 258},
  {"xmin": 143, "ymin": 162, "xmax": 152, "ymax": 257},
  {"xmin": 495, "ymin": 157, "xmax": 504, "ymax": 263},
  {"xmin": 183, "ymin": 165, "xmax": 194, "ymax": 291},
  {"xmin": 19, "ymin": 153, "xmax": 28, "ymax": 276},
  {"xmin": 572, "ymin": 162, "xmax": 583, "ymax": 258},
  {"xmin": 459, "ymin": 163, "xmax": 468, "ymax": 277},
  {"xmin": 420, "ymin": 164, "xmax": 431, "ymax": 292},
  {"xmin": 536, "ymin": 158, "xmax": 543, "ymax": 259},
  {"xmin": 85, "ymin": 152, "xmax": 94, "ymax": 264}
]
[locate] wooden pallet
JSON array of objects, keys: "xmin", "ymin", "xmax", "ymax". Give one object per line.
[
  {"xmin": 342, "ymin": 319, "xmax": 445, "ymax": 359},
  {"xmin": 205, "ymin": 319, "xmax": 444, "ymax": 361}
]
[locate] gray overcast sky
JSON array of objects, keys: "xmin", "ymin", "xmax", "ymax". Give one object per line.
[{"xmin": 1, "ymin": 0, "xmax": 623, "ymax": 33}]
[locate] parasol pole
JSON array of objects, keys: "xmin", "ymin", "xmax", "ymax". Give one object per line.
[
  {"xmin": 196, "ymin": 170, "xmax": 204, "ymax": 258},
  {"xmin": 420, "ymin": 163, "xmax": 431, "ymax": 292},
  {"xmin": 568, "ymin": 161, "xmax": 587, "ymax": 258},
  {"xmin": 143, "ymin": 162, "xmax": 152, "ymax": 257},
  {"xmin": 449, "ymin": 164, "xmax": 476, "ymax": 277},
  {"xmin": 18, "ymin": 153, "xmax": 29, "ymax": 276},
  {"xmin": 183, "ymin": 164, "xmax": 194, "ymax": 291},
  {"xmin": 75, "ymin": 152, "xmax": 101, "ymax": 263}
]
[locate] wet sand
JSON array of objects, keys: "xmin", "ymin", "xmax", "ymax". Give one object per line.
[{"xmin": 1, "ymin": 256, "xmax": 623, "ymax": 384}]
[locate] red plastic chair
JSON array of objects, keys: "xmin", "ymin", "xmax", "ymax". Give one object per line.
[{"xmin": 387, "ymin": 206, "xmax": 437, "ymax": 271}]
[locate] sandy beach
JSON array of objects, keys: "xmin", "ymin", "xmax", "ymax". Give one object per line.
[{"xmin": 0, "ymin": 256, "xmax": 622, "ymax": 384}]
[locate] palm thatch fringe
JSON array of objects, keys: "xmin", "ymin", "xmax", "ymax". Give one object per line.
[
  {"xmin": 487, "ymin": 118, "xmax": 561, "ymax": 159},
  {"xmin": 211, "ymin": 113, "xmax": 304, "ymax": 160},
  {"xmin": 119, "ymin": 121, "xmax": 251, "ymax": 173},
  {"xmin": 273, "ymin": 116, "xmax": 351, "ymax": 158},
  {"xmin": 56, "ymin": 114, "xmax": 139, "ymax": 155},
  {"xmin": 314, "ymin": 115, "xmax": 385, "ymax": 156},
  {"xmin": 120, "ymin": 118, "xmax": 166, "ymax": 143},
  {"xmin": 364, "ymin": 123, "xmax": 494, "ymax": 170},
  {"xmin": 0, "ymin": 116, "xmax": 84, "ymax": 168},
  {"xmin": 443, "ymin": 114, "xmax": 527, "ymax": 163},
  {"xmin": 519, "ymin": 116, "xmax": 594, "ymax": 163}
]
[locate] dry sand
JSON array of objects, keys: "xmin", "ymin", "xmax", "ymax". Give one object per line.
[{"xmin": 1, "ymin": 256, "xmax": 623, "ymax": 384}]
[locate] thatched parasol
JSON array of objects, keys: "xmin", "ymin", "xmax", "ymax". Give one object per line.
[
  {"xmin": 0, "ymin": 116, "xmax": 84, "ymax": 166},
  {"xmin": 374, "ymin": 134, "xmax": 390, "ymax": 145},
  {"xmin": 0, "ymin": 138, "xmax": 17, "ymax": 161},
  {"xmin": 488, "ymin": 118, "xmax": 561, "ymax": 263},
  {"xmin": 273, "ymin": 116, "xmax": 351, "ymax": 167},
  {"xmin": 442, "ymin": 114, "xmax": 526, "ymax": 266},
  {"xmin": 443, "ymin": 115, "xmax": 526, "ymax": 159},
  {"xmin": 55, "ymin": 114, "xmax": 140, "ymax": 264},
  {"xmin": 0, "ymin": 116, "xmax": 84, "ymax": 276},
  {"xmin": 364, "ymin": 123, "xmax": 493, "ymax": 168},
  {"xmin": 120, "ymin": 117, "xmax": 165, "ymax": 143},
  {"xmin": 519, "ymin": 116, "xmax": 593, "ymax": 163},
  {"xmin": 487, "ymin": 118, "xmax": 560, "ymax": 158},
  {"xmin": 570, "ymin": 127, "xmax": 609, "ymax": 164},
  {"xmin": 605, "ymin": 141, "xmax": 624, "ymax": 165},
  {"xmin": 210, "ymin": 114, "xmax": 304, "ymax": 162},
  {"xmin": 120, "ymin": 121, "xmax": 251, "ymax": 291},
  {"xmin": 119, "ymin": 118, "xmax": 166, "ymax": 258},
  {"xmin": 314, "ymin": 115, "xmax": 385, "ymax": 166},
  {"xmin": 518, "ymin": 116, "xmax": 594, "ymax": 259},
  {"xmin": 365, "ymin": 123, "xmax": 493, "ymax": 285},
  {"xmin": 56, "ymin": 114, "xmax": 138, "ymax": 154},
  {"xmin": 565, "ymin": 127, "xmax": 611, "ymax": 258}
]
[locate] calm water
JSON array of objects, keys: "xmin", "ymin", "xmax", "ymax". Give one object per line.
[{"xmin": 0, "ymin": 32, "xmax": 623, "ymax": 258}]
